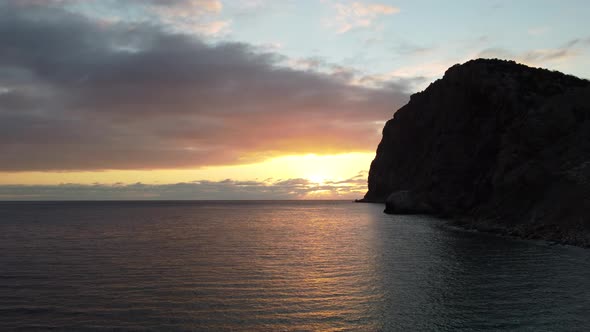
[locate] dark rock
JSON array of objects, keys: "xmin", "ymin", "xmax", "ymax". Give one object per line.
[
  {"xmin": 384, "ymin": 190, "xmax": 433, "ymax": 214},
  {"xmin": 362, "ymin": 59, "xmax": 590, "ymax": 247}
]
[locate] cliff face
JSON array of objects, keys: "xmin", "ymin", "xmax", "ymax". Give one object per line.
[{"xmin": 363, "ymin": 59, "xmax": 590, "ymax": 246}]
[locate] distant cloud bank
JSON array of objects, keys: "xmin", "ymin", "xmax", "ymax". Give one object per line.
[{"xmin": 0, "ymin": 175, "xmax": 368, "ymax": 200}]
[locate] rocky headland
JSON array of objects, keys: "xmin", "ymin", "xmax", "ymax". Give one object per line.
[{"xmin": 360, "ymin": 59, "xmax": 590, "ymax": 247}]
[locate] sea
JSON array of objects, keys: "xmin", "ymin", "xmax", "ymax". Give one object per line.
[{"xmin": 0, "ymin": 201, "xmax": 589, "ymax": 331}]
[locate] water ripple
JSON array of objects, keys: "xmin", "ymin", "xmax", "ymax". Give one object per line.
[{"xmin": 0, "ymin": 201, "xmax": 589, "ymax": 331}]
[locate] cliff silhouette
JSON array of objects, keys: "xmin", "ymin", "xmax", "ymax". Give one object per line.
[{"xmin": 361, "ymin": 59, "xmax": 590, "ymax": 247}]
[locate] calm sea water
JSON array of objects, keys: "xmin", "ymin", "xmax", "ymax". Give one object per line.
[{"xmin": 0, "ymin": 201, "xmax": 589, "ymax": 331}]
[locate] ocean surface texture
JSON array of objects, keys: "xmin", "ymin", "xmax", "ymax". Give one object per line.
[{"xmin": 1, "ymin": 201, "xmax": 589, "ymax": 331}]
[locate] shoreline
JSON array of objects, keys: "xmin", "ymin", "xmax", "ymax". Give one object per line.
[
  {"xmin": 354, "ymin": 199, "xmax": 590, "ymax": 248},
  {"xmin": 449, "ymin": 217, "xmax": 590, "ymax": 248}
]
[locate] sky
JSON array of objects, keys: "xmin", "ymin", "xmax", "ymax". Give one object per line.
[{"xmin": 0, "ymin": 0, "xmax": 589, "ymax": 200}]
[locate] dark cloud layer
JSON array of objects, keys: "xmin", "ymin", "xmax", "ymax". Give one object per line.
[{"xmin": 0, "ymin": 2, "xmax": 409, "ymax": 171}]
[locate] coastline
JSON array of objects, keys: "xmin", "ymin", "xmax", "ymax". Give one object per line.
[
  {"xmin": 449, "ymin": 217, "xmax": 590, "ymax": 248},
  {"xmin": 354, "ymin": 199, "xmax": 590, "ymax": 248}
]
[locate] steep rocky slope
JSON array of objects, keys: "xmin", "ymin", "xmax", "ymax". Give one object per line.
[{"xmin": 361, "ymin": 59, "xmax": 590, "ymax": 246}]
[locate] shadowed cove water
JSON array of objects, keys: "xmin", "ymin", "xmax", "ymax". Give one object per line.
[{"xmin": 0, "ymin": 201, "xmax": 589, "ymax": 331}]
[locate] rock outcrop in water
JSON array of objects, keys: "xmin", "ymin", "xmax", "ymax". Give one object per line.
[{"xmin": 361, "ymin": 59, "xmax": 590, "ymax": 247}]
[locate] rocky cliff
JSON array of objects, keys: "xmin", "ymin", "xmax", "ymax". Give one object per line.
[{"xmin": 362, "ymin": 59, "xmax": 590, "ymax": 247}]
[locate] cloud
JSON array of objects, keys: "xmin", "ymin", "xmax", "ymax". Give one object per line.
[
  {"xmin": 0, "ymin": 2, "xmax": 410, "ymax": 172},
  {"xmin": 0, "ymin": 176, "xmax": 368, "ymax": 200},
  {"xmin": 527, "ymin": 26, "xmax": 550, "ymax": 36},
  {"xmin": 390, "ymin": 41, "xmax": 436, "ymax": 57},
  {"xmin": 325, "ymin": 1, "xmax": 400, "ymax": 33},
  {"xmin": 14, "ymin": 0, "xmax": 230, "ymax": 36},
  {"xmin": 138, "ymin": 0, "xmax": 230, "ymax": 36},
  {"xmin": 477, "ymin": 37, "xmax": 586, "ymax": 67},
  {"xmin": 521, "ymin": 48, "xmax": 577, "ymax": 63}
]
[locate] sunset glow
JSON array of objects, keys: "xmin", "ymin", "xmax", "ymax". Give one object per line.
[
  {"xmin": 1, "ymin": 0, "xmax": 589, "ymax": 200},
  {"xmin": 0, "ymin": 153, "xmax": 373, "ymax": 185},
  {"xmin": 0, "ymin": 153, "xmax": 373, "ymax": 200}
]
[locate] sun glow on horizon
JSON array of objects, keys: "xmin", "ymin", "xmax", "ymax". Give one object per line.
[
  {"xmin": 0, "ymin": 152, "xmax": 374, "ymax": 187},
  {"xmin": 306, "ymin": 174, "xmax": 328, "ymax": 185}
]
